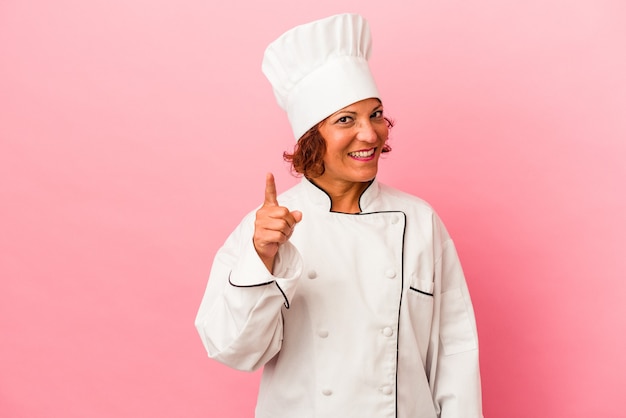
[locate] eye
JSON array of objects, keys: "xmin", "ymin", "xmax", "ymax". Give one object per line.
[
  {"xmin": 371, "ymin": 110, "xmax": 384, "ymax": 119},
  {"xmin": 336, "ymin": 116, "xmax": 352, "ymax": 124}
]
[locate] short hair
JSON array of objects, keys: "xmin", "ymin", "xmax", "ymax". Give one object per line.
[{"xmin": 283, "ymin": 117, "xmax": 394, "ymax": 178}]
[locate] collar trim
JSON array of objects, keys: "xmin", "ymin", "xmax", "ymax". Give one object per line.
[{"xmin": 302, "ymin": 177, "xmax": 380, "ymax": 213}]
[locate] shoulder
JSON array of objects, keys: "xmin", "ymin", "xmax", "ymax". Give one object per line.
[
  {"xmin": 277, "ymin": 180, "xmax": 305, "ymax": 200},
  {"xmin": 275, "ymin": 179, "xmax": 311, "ymax": 209},
  {"xmin": 377, "ymin": 182, "xmax": 435, "ymax": 214},
  {"xmin": 377, "ymin": 182, "xmax": 452, "ymax": 240}
]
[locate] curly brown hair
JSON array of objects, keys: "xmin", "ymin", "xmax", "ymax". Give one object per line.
[{"xmin": 283, "ymin": 117, "xmax": 394, "ymax": 178}]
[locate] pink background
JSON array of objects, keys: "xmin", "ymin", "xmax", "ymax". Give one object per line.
[{"xmin": 1, "ymin": 0, "xmax": 625, "ymax": 417}]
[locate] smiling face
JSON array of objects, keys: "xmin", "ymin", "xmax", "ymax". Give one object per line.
[{"xmin": 316, "ymin": 98, "xmax": 389, "ymax": 190}]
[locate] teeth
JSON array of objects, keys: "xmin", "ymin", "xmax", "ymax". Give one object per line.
[{"xmin": 349, "ymin": 149, "xmax": 375, "ymax": 158}]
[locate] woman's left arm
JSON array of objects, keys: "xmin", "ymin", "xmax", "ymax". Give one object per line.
[{"xmin": 432, "ymin": 237, "xmax": 483, "ymax": 418}]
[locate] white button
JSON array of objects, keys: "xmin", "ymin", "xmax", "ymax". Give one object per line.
[
  {"xmin": 308, "ymin": 270, "xmax": 317, "ymax": 279},
  {"xmin": 385, "ymin": 269, "xmax": 396, "ymax": 279},
  {"xmin": 322, "ymin": 388, "xmax": 333, "ymax": 396},
  {"xmin": 390, "ymin": 215, "xmax": 399, "ymax": 224},
  {"xmin": 382, "ymin": 327, "xmax": 393, "ymax": 337},
  {"xmin": 381, "ymin": 385, "xmax": 393, "ymax": 395},
  {"xmin": 318, "ymin": 329, "xmax": 329, "ymax": 338}
]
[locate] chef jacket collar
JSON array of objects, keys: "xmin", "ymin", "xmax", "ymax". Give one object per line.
[{"xmin": 302, "ymin": 177, "xmax": 381, "ymax": 213}]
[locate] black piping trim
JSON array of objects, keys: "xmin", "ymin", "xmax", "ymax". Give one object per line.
[
  {"xmin": 227, "ymin": 272, "xmax": 290, "ymax": 309},
  {"xmin": 274, "ymin": 282, "xmax": 290, "ymax": 309},
  {"xmin": 306, "ymin": 177, "xmax": 375, "ymax": 213},
  {"xmin": 306, "ymin": 178, "xmax": 333, "ymax": 212},
  {"xmin": 394, "ymin": 211, "xmax": 407, "ymax": 418},
  {"xmin": 409, "ymin": 287, "xmax": 434, "ymax": 297},
  {"xmin": 228, "ymin": 272, "xmax": 273, "ymax": 288}
]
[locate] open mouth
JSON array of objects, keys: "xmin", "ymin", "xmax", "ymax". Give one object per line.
[{"xmin": 348, "ymin": 148, "xmax": 376, "ymax": 159}]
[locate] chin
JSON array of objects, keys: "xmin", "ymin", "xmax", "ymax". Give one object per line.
[{"xmin": 354, "ymin": 171, "xmax": 378, "ymax": 183}]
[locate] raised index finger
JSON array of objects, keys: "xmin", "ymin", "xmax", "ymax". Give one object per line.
[{"xmin": 264, "ymin": 172, "xmax": 278, "ymax": 206}]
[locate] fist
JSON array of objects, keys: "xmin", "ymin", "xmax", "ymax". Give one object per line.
[{"xmin": 253, "ymin": 173, "xmax": 302, "ymax": 272}]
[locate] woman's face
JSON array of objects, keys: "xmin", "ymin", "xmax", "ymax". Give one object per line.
[{"xmin": 317, "ymin": 98, "xmax": 388, "ymax": 187}]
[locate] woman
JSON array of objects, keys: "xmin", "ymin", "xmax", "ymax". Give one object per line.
[{"xmin": 195, "ymin": 13, "xmax": 483, "ymax": 418}]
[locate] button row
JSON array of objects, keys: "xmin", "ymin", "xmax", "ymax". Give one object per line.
[
  {"xmin": 382, "ymin": 327, "xmax": 394, "ymax": 337},
  {"xmin": 307, "ymin": 269, "xmax": 397, "ymax": 280},
  {"xmin": 319, "ymin": 385, "xmax": 394, "ymax": 397},
  {"xmin": 317, "ymin": 327, "xmax": 394, "ymax": 339}
]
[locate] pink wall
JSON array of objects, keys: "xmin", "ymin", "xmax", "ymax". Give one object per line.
[{"xmin": 1, "ymin": 0, "xmax": 624, "ymax": 417}]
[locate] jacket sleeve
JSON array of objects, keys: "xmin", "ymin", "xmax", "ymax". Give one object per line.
[
  {"xmin": 194, "ymin": 213, "xmax": 303, "ymax": 372},
  {"xmin": 431, "ymin": 221, "xmax": 483, "ymax": 418}
]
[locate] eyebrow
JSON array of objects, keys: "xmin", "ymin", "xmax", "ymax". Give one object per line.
[{"xmin": 332, "ymin": 104, "xmax": 383, "ymax": 117}]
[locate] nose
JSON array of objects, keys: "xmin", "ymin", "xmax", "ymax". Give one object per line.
[{"xmin": 356, "ymin": 119, "xmax": 378, "ymax": 143}]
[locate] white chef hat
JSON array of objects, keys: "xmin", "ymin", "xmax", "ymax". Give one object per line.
[{"xmin": 262, "ymin": 13, "xmax": 380, "ymax": 141}]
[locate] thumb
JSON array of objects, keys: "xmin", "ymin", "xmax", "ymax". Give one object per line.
[{"xmin": 291, "ymin": 210, "xmax": 303, "ymax": 224}]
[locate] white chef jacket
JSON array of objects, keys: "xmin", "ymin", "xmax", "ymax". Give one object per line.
[{"xmin": 195, "ymin": 178, "xmax": 483, "ymax": 418}]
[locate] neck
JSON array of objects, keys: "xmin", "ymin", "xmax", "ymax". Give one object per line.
[{"xmin": 310, "ymin": 178, "xmax": 372, "ymax": 213}]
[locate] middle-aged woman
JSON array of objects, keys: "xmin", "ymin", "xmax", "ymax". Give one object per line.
[{"xmin": 195, "ymin": 13, "xmax": 483, "ymax": 418}]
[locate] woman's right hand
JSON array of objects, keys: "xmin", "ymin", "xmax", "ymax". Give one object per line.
[{"xmin": 253, "ymin": 173, "xmax": 302, "ymax": 273}]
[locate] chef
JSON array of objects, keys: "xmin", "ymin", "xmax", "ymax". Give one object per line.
[{"xmin": 195, "ymin": 13, "xmax": 483, "ymax": 418}]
